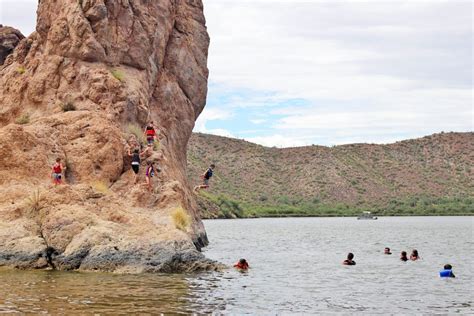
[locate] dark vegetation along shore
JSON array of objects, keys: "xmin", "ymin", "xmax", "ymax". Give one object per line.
[{"xmin": 187, "ymin": 132, "xmax": 474, "ymax": 219}]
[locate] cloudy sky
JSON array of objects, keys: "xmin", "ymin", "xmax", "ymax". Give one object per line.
[{"xmin": 1, "ymin": 0, "xmax": 472, "ymax": 147}]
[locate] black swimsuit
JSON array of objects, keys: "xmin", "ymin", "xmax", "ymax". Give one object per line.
[{"xmin": 131, "ymin": 153, "xmax": 140, "ymax": 174}]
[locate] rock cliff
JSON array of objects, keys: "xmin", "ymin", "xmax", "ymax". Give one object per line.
[
  {"xmin": 0, "ymin": 0, "xmax": 216, "ymax": 272},
  {"xmin": 0, "ymin": 25, "xmax": 24, "ymax": 65}
]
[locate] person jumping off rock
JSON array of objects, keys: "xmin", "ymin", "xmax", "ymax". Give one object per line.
[
  {"xmin": 128, "ymin": 147, "xmax": 146, "ymax": 184},
  {"xmin": 194, "ymin": 164, "xmax": 215, "ymax": 192},
  {"xmin": 51, "ymin": 158, "xmax": 66, "ymax": 185}
]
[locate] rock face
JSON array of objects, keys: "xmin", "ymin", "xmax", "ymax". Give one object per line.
[
  {"xmin": 0, "ymin": 0, "xmax": 217, "ymax": 272},
  {"xmin": 0, "ymin": 25, "xmax": 25, "ymax": 65}
]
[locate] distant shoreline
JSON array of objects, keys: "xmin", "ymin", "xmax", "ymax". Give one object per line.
[{"xmin": 201, "ymin": 213, "xmax": 473, "ymax": 220}]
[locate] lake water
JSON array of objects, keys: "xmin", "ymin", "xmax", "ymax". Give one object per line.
[{"xmin": 0, "ymin": 217, "xmax": 472, "ymax": 314}]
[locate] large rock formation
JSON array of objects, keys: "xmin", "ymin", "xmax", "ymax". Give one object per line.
[
  {"xmin": 0, "ymin": 0, "xmax": 216, "ymax": 272},
  {"xmin": 0, "ymin": 25, "xmax": 25, "ymax": 65}
]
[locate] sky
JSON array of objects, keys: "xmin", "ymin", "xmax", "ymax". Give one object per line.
[{"xmin": 1, "ymin": 0, "xmax": 472, "ymax": 147}]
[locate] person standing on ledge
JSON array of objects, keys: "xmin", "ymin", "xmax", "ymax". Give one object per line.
[
  {"xmin": 144, "ymin": 121, "xmax": 158, "ymax": 149},
  {"xmin": 51, "ymin": 158, "xmax": 66, "ymax": 185},
  {"xmin": 128, "ymin": 147, "xmax": 145, "ymax": 184},
  {"xmin": 343, "ymin": 253, "xmax": 356, "ymax": 265},
  {"xmin": 194, "ymin": 164, "xmax": 215, "ymax": 192}
]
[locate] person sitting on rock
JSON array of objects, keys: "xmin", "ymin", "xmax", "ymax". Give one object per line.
[
  {"xmin": 343, "ymin": 252, "xmax": 356, "ymax": 265},
  {"xmin": 145, "ymin": 161, "xmax": 160, "ymax": 192},
  {"xmin": 128, "ymin": 147, "xmax": 145, "ymax": 184},
  {"xmin": 194, "ymin": 164, "xmax": 215, "ymax": 192},
  {"xmin": 51, "ymin": 158, "xmax": 66, "ymax": 185},
  {"xmin": 144, "ymin": 121, "xmax": 158, "ymax": 148},
  {"xmin": 234, "ymin": 258, "xmax": 249, "ymax": 270}
]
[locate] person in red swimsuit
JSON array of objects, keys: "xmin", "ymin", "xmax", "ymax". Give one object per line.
[{"xmin": 234, "ymin": 258, "xmax": 249, "ymax": 270}]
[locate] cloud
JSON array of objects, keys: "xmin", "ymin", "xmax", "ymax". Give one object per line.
[
  {"xmin": 2, "ymin": 0, "xmax": 471, "ymax": 147},
  {"xmin": 246, "ymin": 134, "xmax": 309, "ymax": 148},
  {"xmin": 201, "ymin": 0, "xmax": 472, "ymax": 146},
  {"xmin": 194, "ymin": 107, "xmax": 234, "ymax": 137},
  {"xmin": 0, "ymin": 0, "xmax": 37, "ymax": 35}
]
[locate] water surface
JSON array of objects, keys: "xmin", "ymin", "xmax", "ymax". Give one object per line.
[{"xmin": 0, "ymin": 217, "xmax": 472, "ymax": 314}]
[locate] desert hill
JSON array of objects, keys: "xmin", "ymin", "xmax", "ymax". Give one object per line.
[{"xmin": 187, "ymin": 132, "xmax": 474, "ymax": 218}]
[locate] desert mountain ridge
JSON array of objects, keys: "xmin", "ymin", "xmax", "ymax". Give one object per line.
[{"xmin": 187, "ymin": 131, "xmax": 474, "ymax": 218}]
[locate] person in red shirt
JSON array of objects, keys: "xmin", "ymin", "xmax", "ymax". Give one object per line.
[
  {"xmin": 144, "ymin": 121, "xmax": 158, "ymax": 148},
  {"xmin": 234, "ymin": 258, "xmax": 249, "ymax": 270},
  {"xmin": 51, "ymin": 158, "xmax": 66, "ymax": 185}
]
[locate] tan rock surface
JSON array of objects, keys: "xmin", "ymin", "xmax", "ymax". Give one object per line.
[{"xmin": 0, "ymin": 0, "xmax": 217, "ymax": 272}]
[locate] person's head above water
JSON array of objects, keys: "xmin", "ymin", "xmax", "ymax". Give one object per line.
[
  {"xmin": 444, "ymin": 264, "xmax": 452, "ymax": 270},
  {"xmin": 347, "ymin": 252, "xmax": 354, "ymax": 260},
  {"xmin": 234, "ymin": 258, "xmax": 249, "ymax": 269},
  {"xmin": 384, "ymin": 247, "xmax": 392, "ymax": 254}
]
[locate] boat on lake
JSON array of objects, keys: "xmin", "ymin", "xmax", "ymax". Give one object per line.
[{"xmin": 357, "ymin": 211, "xmax": 378, "ymax": 220}]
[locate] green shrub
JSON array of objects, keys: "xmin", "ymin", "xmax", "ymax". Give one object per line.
[
  {"xmin": 60, "ymin": 102, "xmax": 76, "ymax": 112},
  {"xmin": 111, "ymin": 69, "xmax": 125, "ymax": 82},
  {"xmin": 172, "ymin": 207, "xmax": 191, "ymax": 231},
  {"xmin": 25, "ymin": 190, "xmax": 45, "ymax": 215},
  {"xmin": 91, "ymin": 180, "xmax": 109, "ymax": 195},
  {"xmin": 126, "ymin": 123, "xmax": 146, "ymax": 146},
  {"xmin": 15, "ymin": 113, "xmax": 30, "ymax": 125},
  {"xmin": 17, "ymin": 66, "xmax": 26, "ymax": 74}
]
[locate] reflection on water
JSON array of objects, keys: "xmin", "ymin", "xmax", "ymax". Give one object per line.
[
  {"xmin": 0, "ymin": 270, "xmax": 212, "ymax": 314},
  {"xmin": 0, "ymin": 217, "xmax": 473, "ymax": 314}
]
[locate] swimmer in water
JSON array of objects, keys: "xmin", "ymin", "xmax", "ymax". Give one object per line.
[
  {"xmin": 384, "ymin": 247, "xmax": 392, "ymax": 255},
  {"xmin": 440, "ymin": 264, "xmax": 455, "ymax": 278},
  {"xmin": 343, "ymin": 253, "xmax": 356, "ymax": 265},
  {"xmin": 234, "ymin": 258, "xmax": 249, "ymax": 270},
  {"xmin": 410, "ymin": 249, "xmax": 420, "ymax": 261},
  {"xmin": 400, "ymin": 251, "xmax": 408, "ymax": 262}
]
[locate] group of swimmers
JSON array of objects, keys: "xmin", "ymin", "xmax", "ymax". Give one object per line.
[
  {"xmin": 343, "ymin": 248, "xmax": 455, "ymax": 277},
  {"xmin": 343, "ymin": 248, "xmax": 420, "ymax": 265}
]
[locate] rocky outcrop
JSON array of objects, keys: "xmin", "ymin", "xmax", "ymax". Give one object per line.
[
  {"xmin": 0, "ymin": 25, "xmax": 24, "ymax": 65},
  {"xmin": 0, "ymin": 0, "xmax": 218, "ymax": 272}
]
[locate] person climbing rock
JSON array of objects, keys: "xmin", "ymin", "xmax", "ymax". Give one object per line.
[
  {"xmin": 51, "ymin": 158, "xmax": 66, "ymax": 185},
  {"xmin": 145, "ymin": 161, "xmax": 160, "ymax": 192},
  {"xmin": 144, "ymin": 121, "xmax": 158, "ymax": 148},
  {"xmin": 343, "ymin": 252, "xmax": 356, "ymax": 265},
  {"xmin": 194, "ymin": 164, "xmax": 215, "ymax": 192},
  {"xmin": 234, "ymin": 258, "xmax": 249, "ymax": 270},
  {"xmin": 128, "ymin": 147, "xmax": 145, "ymax": 183}
]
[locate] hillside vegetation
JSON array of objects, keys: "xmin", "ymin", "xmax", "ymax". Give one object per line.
[{"xmin": 187, "ymin": 132, "xmax": 474, "ymax": 218}]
